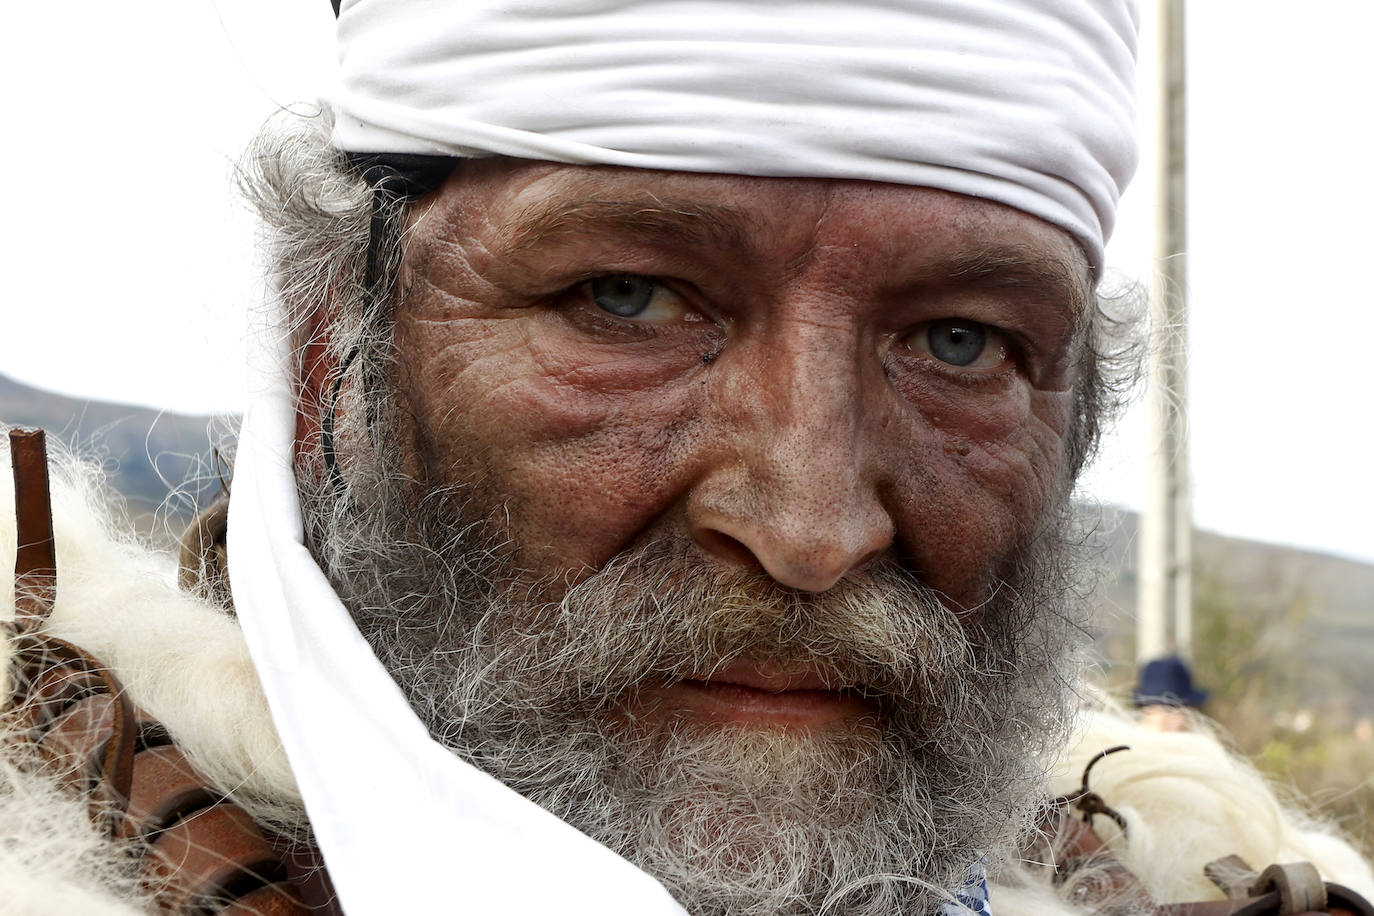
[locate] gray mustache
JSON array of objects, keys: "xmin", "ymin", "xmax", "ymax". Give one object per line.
[{"xmin": 484, "ymin": 537, "xmax": 992, "ymax": 709}]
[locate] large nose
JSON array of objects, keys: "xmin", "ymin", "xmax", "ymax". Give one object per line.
[{"xmin": 686, "ymin": 320, "xmax": 895, "ymax": 593}]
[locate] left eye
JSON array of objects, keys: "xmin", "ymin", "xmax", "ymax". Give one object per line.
[
  {"xmin": 902, "ymin": 319, "xmax": 1010, "ymax": 370},
  {"xmin": 585, "ymin": 275, "xmax": 688, "ymax": 322}
]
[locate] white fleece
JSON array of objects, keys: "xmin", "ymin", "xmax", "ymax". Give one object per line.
[
  {"xmin": 1040, "ymin": 694, "xmax": 1374, "ymax": 905},
  {"xmin": 2, "ymin": 435, "xmax": 1370, "ymax": 914},
  {"xmin": 0, "ymin": 437, "xmax": 302, "ymax": 829}
]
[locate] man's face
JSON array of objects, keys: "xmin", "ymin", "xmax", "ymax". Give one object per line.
[
  {"xmin": 396, "ymin": 159, "xmax": 1085, "ymax": 600},
  {"xmin": 313, "ymin": 159, "xmax": 1093, "ymax": 913}
]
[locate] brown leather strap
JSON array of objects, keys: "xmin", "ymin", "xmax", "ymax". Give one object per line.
[
  {"xmin": 8, "ymin": 628, "xmax": 326, "ymax": 914},
  {"xmin": 221, "ymin": 883, "xmax": 316, "ymax": 916},
  {"xmin": 1159, "ymin": 895, "xmax": 1361, "ymax": 916},
  {"xmin": 1041, "ymin": 811, "xmax": 1156, "ymax": 911},
  {"xmin": 25, "ymin": 659, "xmax": 111, "ymax": 729},
  {"xmin": 10, "ymin": 428, "xmax": 57, "ymax": 626},
  {"xmin": 121, "ymin": 744, "xmax": 224, "ymax": 840},
  {"xmin": 1159, "ymin": 892, "xmax": 1282, "ymax": 915},
  {"xmin": 16, "ymin": 633, "xmax": 139, "ymax": 808},
  {"xmin": 1328, "ymin": 884, "xmax": 1374, "ymax": 916},
  {"xmin": 144, "ymin": 804, "xmax": 293, "ymax": 910}
]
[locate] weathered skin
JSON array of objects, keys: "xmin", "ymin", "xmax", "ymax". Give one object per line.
[{"xmin": 301, "ymin": 160, "xmax": 1093, "ymax": 731}]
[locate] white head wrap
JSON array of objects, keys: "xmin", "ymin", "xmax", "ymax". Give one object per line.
[{"xmin": 331, "ymin": 0, "xmax": 1139, "ymax": 271}]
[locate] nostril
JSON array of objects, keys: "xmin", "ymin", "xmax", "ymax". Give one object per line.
[{"xmin": 692, "ymin": 528, "xmax": 761, "ymax": 571}]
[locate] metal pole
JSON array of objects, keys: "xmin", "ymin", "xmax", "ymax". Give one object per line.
[{"xmin": 1138, "ymin": 0, "xmax": 1192, "ymax": 663}]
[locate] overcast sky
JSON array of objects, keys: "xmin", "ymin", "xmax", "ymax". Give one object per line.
[{"xmin": 3, "ymin": 2, "xmax": 1371, "ymax": 565}]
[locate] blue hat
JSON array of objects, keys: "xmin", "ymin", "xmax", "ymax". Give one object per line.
[{"xmin": 1133, "ymin": 655, "xmax": 1208, "ymax": 708}]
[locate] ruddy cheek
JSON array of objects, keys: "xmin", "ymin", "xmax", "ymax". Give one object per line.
[
  {"xmin": 904, "ymin": 378, "xmax": 1067, "ymax": 489},
  {"xmin": 461, "ymin": 365, "xmax": 709, "ymax": 566},
  {"xmin": 884, "ymin": 385, "xmax": 1070, "ymax": 606},
  {"xmin": 887, "ymin": 456, "xmax": 1021, "ymax": 606},
  {"xmin": 497, "ymin": 393, "xmax": 706, "ymax": 569}
]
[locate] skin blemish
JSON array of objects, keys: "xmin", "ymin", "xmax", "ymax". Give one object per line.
[{"xmin": 942, "ymin": 440, "xmax": 973, "ymax": 458}]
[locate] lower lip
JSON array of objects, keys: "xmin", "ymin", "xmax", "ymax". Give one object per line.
[{"xmin": 656, "ymin": 679, "xmax": 878, "ymax": 728}]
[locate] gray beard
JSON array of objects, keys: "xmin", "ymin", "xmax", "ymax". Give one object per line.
[{"xmin": 301, "ymin": 414, "xmax": 1087, "ymax": 916}]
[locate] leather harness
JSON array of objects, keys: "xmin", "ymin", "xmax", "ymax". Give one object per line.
[
  {"xmin": 4, "ymin": 429, "xmax": 341, "ymax": 915},
  {"xmin": 5, "ymin": 426, "xmax": 1371, "ymax": 915}
]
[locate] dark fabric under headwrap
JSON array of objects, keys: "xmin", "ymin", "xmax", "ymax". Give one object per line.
[{"xmin": 320, "ymin": 153, "xmax": 455, "ymax": 498}]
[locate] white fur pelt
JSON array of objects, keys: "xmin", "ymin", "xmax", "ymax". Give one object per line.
[
  {"xmin": 986, "ymin": 693, "xmax": 1374, "ymax": 914},
  {"xmin": 0, "ymin": 747, "xmax": 153, "ymax": 916},
  {"xmin": 2, "ymin": 438, "xmax": 1370, "ymax": 915},
  {"xmin": 1039, "ymin": 696, "xmax": 1374, "ymax": 904},
  {"xmin": 1, "ymin": 436, "xmax": 302, "ymax": 916}
]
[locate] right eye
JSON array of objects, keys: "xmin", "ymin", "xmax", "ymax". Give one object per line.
[{"xmin": 584, "ymin": 275, "xmax": 690, "ymax": 323}]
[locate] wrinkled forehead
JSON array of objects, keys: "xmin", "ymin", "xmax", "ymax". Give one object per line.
[{"xmin": 410, "ymin": 159, "xmax": 1093, "ymax": 314}]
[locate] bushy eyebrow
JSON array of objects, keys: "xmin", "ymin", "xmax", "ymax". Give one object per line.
[
  {"xmin": 943, "ymin": 244, "xmax": 1091, "ymax": 318},
  {"xmin": 493, "ymin": 196, "xmax": 1089, "ymax": 322},
  {"xmin": 502, "ymin": 198, "xmax": 752, "ymax": 257}
]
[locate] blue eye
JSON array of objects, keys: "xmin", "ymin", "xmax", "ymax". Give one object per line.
[
  {"xmin": 926, "ymin": 320, "xmax": 988, "ymax": 366},
  {"xmin": 591, "ymin": 275, "xmax": 656, "ymax": 317},
  {"xmin": 896, "ymin": 319, "xmax": 1013, "ymax": 374}
]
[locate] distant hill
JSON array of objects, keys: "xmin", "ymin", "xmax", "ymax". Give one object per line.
[
  {"xmin": 0, "ymin": 372, "xmax": 233, "ymax": 540},
  {"xmin": 1083, "ymin": 505, "xmax": 1374, "ymax": 720},
  {"xmin": 4, "ymin": 371, "xmax": 1372, "ymax": 719}
]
